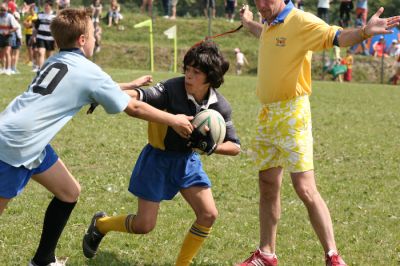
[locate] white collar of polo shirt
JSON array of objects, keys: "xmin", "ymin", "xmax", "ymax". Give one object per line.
[{"xmin": 187, "ymin": 88, "xmax": 218, "ymax": 113}]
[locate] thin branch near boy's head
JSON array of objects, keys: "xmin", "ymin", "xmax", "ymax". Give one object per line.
[
  {"xmin": 191, "ymin": 24, "xmax": 243, "ymax": 49},
  {"xmin": 183, "ymin": 41, "xmax": 229, "ymax": 89}
]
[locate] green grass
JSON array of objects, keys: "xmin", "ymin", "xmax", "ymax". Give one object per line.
[{"xmin": 0, "ymin": 66, "xmax": 400, "ymax": 265}]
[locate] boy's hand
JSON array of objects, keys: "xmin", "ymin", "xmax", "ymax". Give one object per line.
[
  {"xmin": 171, "ymin": 114, "xmax": 193, "ymax": 138},
  {"xmin": 187, "ymin": 127, "xmax": 217, "ymax": 155},
  {"xmin": 132, "ymin": 75, "xmax": 153, "ymax": 88}
]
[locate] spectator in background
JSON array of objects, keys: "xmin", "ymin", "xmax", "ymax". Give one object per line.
[
  {"xmin": 21, "ymin": 0, "xmax": 37, "ymax": 16},
  {"xmin": 107, "ymin": 0, "xmax": 122, "ymax": 27},
  {"xmin": 395, "ymin": 40, "xmax": 400, "ymax": 56},
  {"xmin": 203, "ymin": 0, "xmax": 216, "ymax": 19},
  {"xmin": 389, "ymin": 54, "xmax": 400, "ymax": 85},
  {"xmin": 342, "ymin": 49, "xmax": 353, "ymax": 82},
  {"xmin": 234, "ymin": 47, "xmax": 248, "ymax": 75},
  {"xmin": 91, "ymin": 0, "xmax": 103, "ymax": 23},
  {"xmin": 32, "ymin": 0, "xmax": 56, "ymax": 71},
  {"xmin": 56, "ymin": 0, "xmax": 70, "ymax": 11},
  {"xmin": 339, "ymin": 0, "xmax": 353, "ymax": 27},
  {"xmin": 23, "ymin": 3, "xmax": 37, "ymax": 67},
  {"xmin": 0, "ymin": 3, "xmax": 18, "ymax": 76},
  {"xmin": 161, "ymin": 0, "xmax": 169, "ymax": 18},
  {"xmin": 372, "ymin": 36, "xmax": 387, "ymax": 58},
  {"xmin": 355, "ymin": 0, "xmax": 368, "ymax": 26},
  {"xmin": 294, "ymin": 0, "xmax": 304, "ymax": 10},
  {"xmin": 140, "ymin": 0, "xmax": 153, "ymax": 17},
  {"xmin": 169, "ymin": 0, "xmax": 177, "ymax": 20},
  {"xmin": 387, "ymin": 39, "xmax": 398, "ymax": 57},
  {"xmin": 350, "ymin": 16, "xmax": 369, "ymax": 55},
  {"xmin": 10, "ymin": 11, "xmax": 21, "ymax": 74},
  {"xmin": 7, "ymin": 0, "xmax": 17, "ymax": 14},
  {"xmin": 225, "ymin": 0, "xmax": 237, "ymax": 23},
  {"xmin": 93, "ymin": 21, "xmax": 102, "ymax": 53},
  {"xmin": 317, "ymin": 0, "xmax": 331, "ymax": 23}
]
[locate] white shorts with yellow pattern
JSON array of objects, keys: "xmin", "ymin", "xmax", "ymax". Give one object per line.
[{"xmin": 251, "ymin": 95, "xmax": 314, "ymax": 173}]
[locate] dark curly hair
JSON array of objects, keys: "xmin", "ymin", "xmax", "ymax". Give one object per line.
[{"xmin": 183, "ymin": 41, "xmax": 229, "ymax": 89}]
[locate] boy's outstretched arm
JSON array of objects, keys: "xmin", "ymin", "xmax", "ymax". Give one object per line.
[
  {"xmin": 214, "ymin": 141, "xmax": 241, "ymax": 156},
  {"xmin": 119, "ymin": 75, "xmax": 153, "ymax": 90},
  {"xmin": 86, "ymin": 75, "xmax": 152, "ymax": 114},
  {"xmin": 124, "ymin": 98, "xmax": 193, "ymax": 138}
]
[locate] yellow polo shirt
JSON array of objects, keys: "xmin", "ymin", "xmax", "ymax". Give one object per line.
[
  {"xmin": 256, "ymin": 8, "xmax": 341, "ymax": 104},
  {"xmin": 24, "ymin": 13, "xmax": 38, "ymax": 35}
]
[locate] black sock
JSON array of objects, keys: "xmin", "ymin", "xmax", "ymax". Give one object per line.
[{"xmin": 32, "ymin": 197, "xmax": 76, "ymax": 266}]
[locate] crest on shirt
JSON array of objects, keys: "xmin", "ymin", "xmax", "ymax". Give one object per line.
[{"xmin": 275, "ymin": 37, "xmax": 286, "ymax": 47}]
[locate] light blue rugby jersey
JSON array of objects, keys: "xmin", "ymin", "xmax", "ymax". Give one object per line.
[{"xmin": 0, "ymin": 50, "xmax": 131, "ymax": 169}]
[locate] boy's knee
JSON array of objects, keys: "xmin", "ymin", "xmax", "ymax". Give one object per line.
[
  {"xmin": 198, "ymin": 209, "xmax": 218, "ymax": 226},
  {"xmin": 59, "ymin": 183, "xmax": 81, "ymax": 203}
]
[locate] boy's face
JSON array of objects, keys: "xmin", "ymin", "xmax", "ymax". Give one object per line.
[
  {"xmin": 184, "ymin": 65, "xmax": 210, "ymax": 98},
  {"xmin": 82, "ymin": 20, "xmax": 95, "ymax": 58}
]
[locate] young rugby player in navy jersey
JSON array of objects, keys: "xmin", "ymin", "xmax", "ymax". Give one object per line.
[
  {"xmin": 83, "ymin": 41, "xmax": 241, "ymax": 265},
  {"xmin": 0, "ymin": 8, "xmax": 193, "ymax": 266}
]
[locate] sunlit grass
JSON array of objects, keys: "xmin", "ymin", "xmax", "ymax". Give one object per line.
[{"xmin": 0, "ymin": 69, "xmax": 399, "ymax": 265}]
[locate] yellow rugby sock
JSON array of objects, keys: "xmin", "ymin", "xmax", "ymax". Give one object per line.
[
  {"xmin": 175, "ymin": 223, "xmax": 212, "ymax": 266},
  {"xmin": 96, "ymin": 214, "xmax": 136, "ymax": 234}
]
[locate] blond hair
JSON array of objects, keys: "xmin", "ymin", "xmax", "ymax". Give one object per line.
[{"xmin": 50, "ymin": 8, "xmax": 91, "ymax": 49}]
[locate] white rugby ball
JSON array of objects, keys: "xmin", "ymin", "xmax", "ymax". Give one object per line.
[{"xmin": 191, "ymin": 109, "xmax": 226, "ymax": 145}]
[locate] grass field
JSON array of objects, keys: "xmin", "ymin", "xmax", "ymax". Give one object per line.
[{"xmin": 0, "ymin": 67, "xmax": 399, "ymax": 266}]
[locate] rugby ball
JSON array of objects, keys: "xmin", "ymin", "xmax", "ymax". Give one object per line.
[{"xmin": 191, "ymin": 109, "xmax": 226, "ymax": 145}]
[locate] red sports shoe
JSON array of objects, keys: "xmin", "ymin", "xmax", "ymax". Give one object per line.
[
  {"xmin": 237, "ymin": 249, "xmax": 278, "ymax": 266},
  {"xmin": 326, "ymin": 252, "xmax": 347, "ymax": 266}
]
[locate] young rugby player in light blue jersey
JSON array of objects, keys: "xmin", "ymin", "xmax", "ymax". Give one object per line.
[
  {"xmin": 0, "ymin": 8, "xmax": 193, "ymax": 266},
  {"xmin": 83, "ymin": 41, "xmax": 241, "ymax": 266}
]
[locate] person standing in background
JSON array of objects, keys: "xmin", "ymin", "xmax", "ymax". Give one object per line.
[
  {"xmin": 55, "ymin": 0, "xmax": 70, "ymax": 11},
  {"xmin": 140, "ymin": 0, "xmax": 153, "ymax": 17},
  {"xmin": 10, "ymin": 11, "xmax": 22, "ymax": 74},
  {"xmin": 32, "ymin": 0, "xmax": 56, "ymax": 71},
  {"xmin": 389, "ymin": 54, "xmax": 400, "ymax": 85},
  {"xmin": 234, "ymin": 47, "xmax": 249, "ymax": 75},
  {"xmin": 169, "ymin": 0, "xmax": 178, "ymax": 19},
  {"xmin": 23, "ymin": 4, "xmax": 37, "ymax": 67},
  {"xmin": 203, "ymin": 0, "xmax": 216, "ymax": 19},
  {"xmin": 356, "ymin": 0, "xmax": 368, "ymax": 25},
  {"xmin": 317, "ymin": 0, "xmax": 331, "ymax": 23},
  {"xmin": 0, "ymin": 3, "xmax": 18, "ymax": 75},
  {"xmin": 342, "ymin": 49, "xmax": 353, "ymax": 82},
  {"xmin": 339, "ymin": 0, "xmax": 353, "ymax": 27},
  {"xmin": 225, "ymin": 0, "xmax": 237, "ymax": 22}
]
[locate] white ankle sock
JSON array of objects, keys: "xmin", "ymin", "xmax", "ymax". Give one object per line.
[
  {"xmin": 259, "ymin": 248, "xmax": 275, "ymax": 257},
  {"xmin": 327, "ymin": 250, "xmax": 337, "ymax": 257}
]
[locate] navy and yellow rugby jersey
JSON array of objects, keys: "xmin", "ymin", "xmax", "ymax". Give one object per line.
[{"xmin": 136, "ymin": 76, "xmax": 240, "ymax": 152}]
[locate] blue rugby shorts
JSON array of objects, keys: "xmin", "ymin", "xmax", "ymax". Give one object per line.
[
  {"xmin": 128, "ymin": 144, "xmax": 211, "ymax": 202},
  {"xmin": 0, "ymin": 145, "xmax": 59, "ymax": 198}
]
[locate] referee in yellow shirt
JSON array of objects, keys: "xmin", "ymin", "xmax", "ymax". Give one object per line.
[{"xmin": 237, "ymin": 1, "xmax": 400, "ymax": 266}]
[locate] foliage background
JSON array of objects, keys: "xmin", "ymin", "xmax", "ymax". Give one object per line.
[{"xmin": 78, "ymin": 0, "xmax": 400, "ymax": 19}]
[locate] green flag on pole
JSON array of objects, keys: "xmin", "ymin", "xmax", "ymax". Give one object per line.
[
  {"xmin": 163, "ymin": 25, "xmax": 177, "ymax": 73},
  {"xmin": 134, "ymin": 19, "xmax": 154, "ymax": 72}
]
